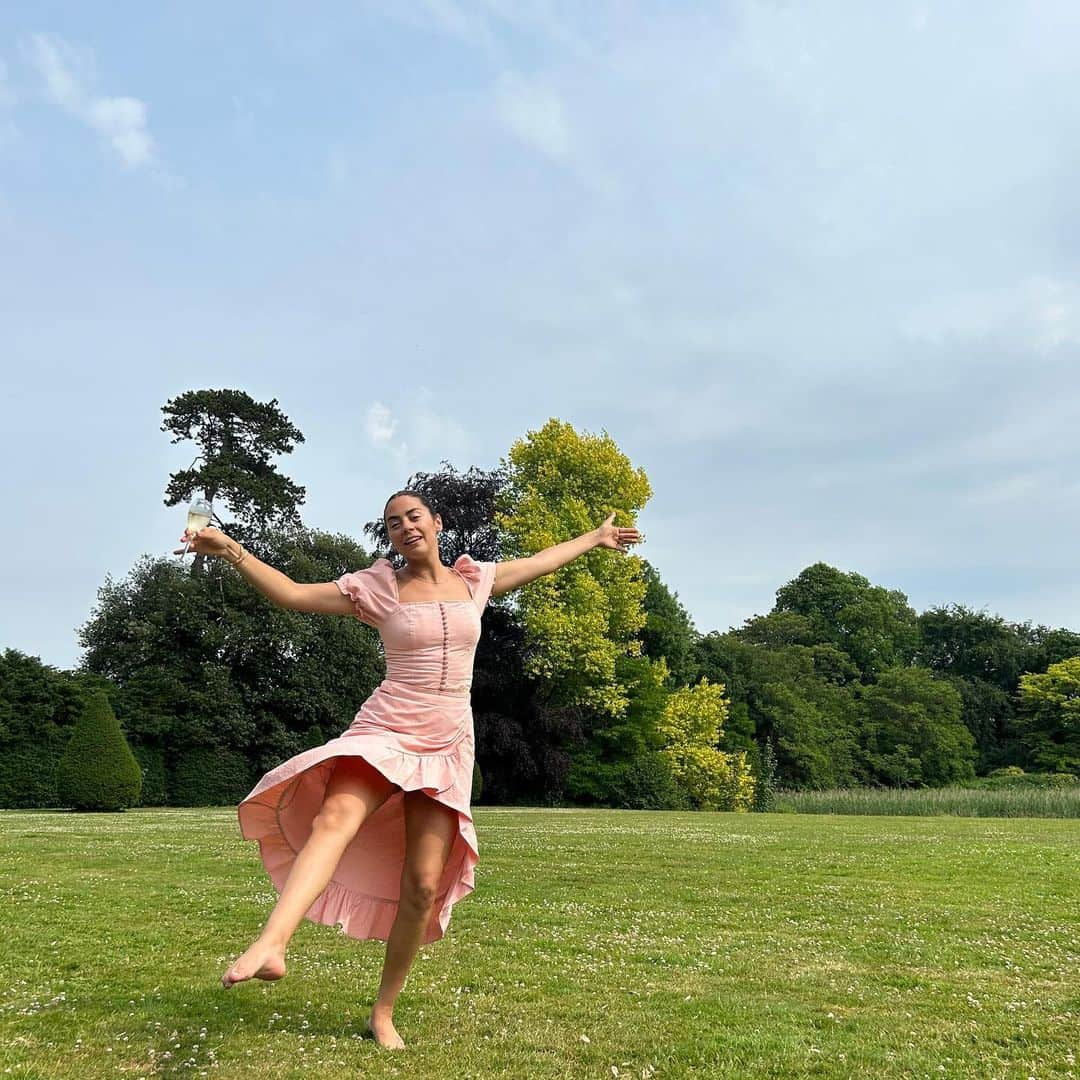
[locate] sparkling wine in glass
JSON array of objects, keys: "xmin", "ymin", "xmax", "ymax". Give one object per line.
[{"xmin": 181, "ymin": 497, "xmax": 213, "ymax": 557}]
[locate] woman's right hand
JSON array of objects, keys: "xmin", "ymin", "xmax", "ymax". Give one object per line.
[{"xmin": 174, "ymin": 525, "xmax": 234, "ymax": 558}]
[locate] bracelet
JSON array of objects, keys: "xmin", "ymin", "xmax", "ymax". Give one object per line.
[{"xmin": 224, "ymin": 544, "xmax": 248, "ymax": 568}]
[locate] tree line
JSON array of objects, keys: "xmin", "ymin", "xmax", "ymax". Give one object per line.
[{"xmin": 2, "ymin": 390, "xmax": 1077, "ymax": 810}]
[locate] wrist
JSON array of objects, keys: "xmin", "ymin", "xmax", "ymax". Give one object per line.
[{"xmin": 223, "ymin": 541, "xmax": 248, "ymax": 567}]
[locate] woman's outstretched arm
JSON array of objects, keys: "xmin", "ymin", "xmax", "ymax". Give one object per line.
[
  {"xmin": 491, "ymin": 513, "xmax": 642, "ymax": 598},
  {"xmin": 175, "ymin": 526, "xmax": 355, "ymax": 616}
]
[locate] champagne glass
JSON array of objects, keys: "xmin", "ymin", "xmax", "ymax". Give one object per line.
[{"xmin": 180, "ymin": 497, "xmax": 213, "ymax": 558}]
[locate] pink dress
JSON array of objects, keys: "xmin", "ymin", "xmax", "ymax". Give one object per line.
[{"xmin": 237, "ymin": 554, "xmax": 497, "ymax": 945}]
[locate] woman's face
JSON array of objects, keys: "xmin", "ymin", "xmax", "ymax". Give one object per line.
[{"xmin": 384, "ymin": 495, "xmax": 441, "ymax": 559}]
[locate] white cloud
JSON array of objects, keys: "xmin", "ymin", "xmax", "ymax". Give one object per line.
[
  {"xmin": 361, "ymin": 392, "xmax": 474, "ymax": 478},
  {"xmin": 26, "ymin": 33, "xmax": 156, "ymax": 167},
  {"xmin": 85, "ymin": 96, "xmax": 153, "ymax": 166},
  {"xmin": 365, "ymin": 402, "xmax": 397, "ymax": 447},
  {"xmin": 28, "ymin": 34, "xmax": 85, "ymax": 109},
  {"xmin": 496, "ymin": 73, "xmax": 569, "ymax": 160},
  {"xmin": 901, "ymin": 276, "xmax": 1080, "ymax": 351}
]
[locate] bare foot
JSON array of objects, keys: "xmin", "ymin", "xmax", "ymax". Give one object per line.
[
  {"xmin": 220, "ymin": 940, "xmax": 287, "ymax": 989},
  {"xmin": 364, "ymin": 1008, "xmax": 405, "ymax": 1050}
]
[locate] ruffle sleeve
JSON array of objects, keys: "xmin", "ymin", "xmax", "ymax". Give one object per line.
[
  {"xmin": 334, "ymin": 558, "xmax": 398, "ymax": 627},
  {"xmin": 453, "ymin": 554, "xmax": 498, "ymax": 612}
]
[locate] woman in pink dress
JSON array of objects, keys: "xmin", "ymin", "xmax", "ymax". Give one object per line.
[{"xmin": 177, "ymin": 491, "xmax": 641, "ymax": 1048}]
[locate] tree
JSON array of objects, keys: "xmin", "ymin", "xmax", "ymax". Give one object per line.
[
  {"xmin": 639, "ymin": 561, "xmax": 698, "ymax": 687},
  {"xmin": 56, "ymin": 691, "xmax": 142, "ymax": 811},
  {"xmin": 565, "ymin": 655, "xmax": 682, "ymax": 808},
  {"xmin": 1015, "ymin": 657, "xmax": 1080, "ymax": 773},
  {"xmin": 656, "ymin": 679, "xmax": 754, "ymax": 810},
  {"xmin": 694, "ymin": 631, "xmax": 861, "ymax": 788},
  {"xmin": 496, "ymin": 419, "xmax": 652, "ymax": 716},
  {"xmin": 944, "ymin": 675, "xmax": 1017, "ymax": 773},
  {"xmin": 1027, "ymin": 627, "xmax": 1080, "ymax": 673},
  {"xmin": 917, "ymin": 605, "xmax": 1030, "ymax": 687},
  {"xmin": 860, "ymin": 667, "xmax": 975, "ymax": 787},
  {"xmin": 692, "ymin": 632, "xmax": 758, "ymax": 752},
  {"xmin": 756, "ymin": 677, "xmax": 862, "ymax": 790},
  {"xmin": 0, "ymin": 650, "xmax": 84, "ymax": 808},
  {"xmin": 774, "ymin": 563, "xmax": 919, "ymax": 678},
  {"xmin": 917, "ymin": 605, "xmax": 1068, "ymax": 772},
  {"xmin": 78, "ymin": 528, "xmax": 385, "ymax": 800},
  {"xmin": 161, "ymin": 389, "xmax": 306, "ymax": 555},
  {"xmin": 738, "ymin": 611, "xmax": 817, "ymax": 649}
]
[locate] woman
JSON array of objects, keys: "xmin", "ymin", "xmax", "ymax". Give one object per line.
[{"xmin": 177, "ymin": 491, "xmax": 641, "ymax": 1049}]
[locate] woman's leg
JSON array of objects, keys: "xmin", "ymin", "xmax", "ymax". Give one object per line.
[
  {"xmin": 366, "ymin": 790, "xmax": 458, "ymax": 1048},
  {"xmin": 222, "ymin": 756, "xmax": 399, "ymax": 988}
]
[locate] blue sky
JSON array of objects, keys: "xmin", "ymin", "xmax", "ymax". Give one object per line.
[{"xmin": 3, "ymin": 1, "xmax": 1080, "ymax": 670}]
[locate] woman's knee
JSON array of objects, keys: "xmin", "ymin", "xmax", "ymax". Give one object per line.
[
  {"xmin": 311, "ymin": 795, "xmax": 363, "ymax": 837},
  {"xmin": 315, "ymin": 760, "xmax": 395, "ymax": 835},
  {"xmin": 400, "ymin": 871, "xmax": 441, "ymax": 912}
]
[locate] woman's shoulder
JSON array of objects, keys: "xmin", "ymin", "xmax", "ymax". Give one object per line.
[
  {"xmin": 452, "ymin": 554, "xmax": 498, "ymax": 607},
  {"xmin": 334, "ymin": 557, "xmax": 398, "ymax": 624}
]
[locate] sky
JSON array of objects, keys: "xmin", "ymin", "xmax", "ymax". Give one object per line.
[{"xmin": 3, "ymin": 1, "xmax": 1080, "ymax": 672}]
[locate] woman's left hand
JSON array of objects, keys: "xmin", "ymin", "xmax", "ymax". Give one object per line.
[{"xmin": 594, "ymin": 512, "xmax": 643, "ymax": 553}]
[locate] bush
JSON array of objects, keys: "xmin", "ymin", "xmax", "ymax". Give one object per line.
[
  {"xmin": 1044, "ymin": 772, "xmax": 1079, "ymax": 788},
  {"xmin": 976, "ymin": 770, "xmax": 1078, "ymax": 791},
  {"xmin": 0, "ymin": 648, "xmax": 84, "ymax": 808},
  {"xmin": 130, "ymin": 743, "xmax": 167, "ymax": 806},
  {"xmin": 0, "ymin": 744, "xmax": 65, "ymax": 808},
  {"xmin": 471, "ymin": 762, "xmax": 483, "ymax": 803},
  {"xmin": 301, "ymin": 725, "xmax": 326, "ymax": 751},
  {"xmin": 657, "ymin": 679, "xmax": 755, "ymax": 810},
  {"xmin": 618, "ymin": 753, "xmax": 691, "ymax": 810},
  {"xmin": 56, "ymin": 692, "xmax": 142, "ymax": 811},
  {"xmin": 751, "ymin": 738, "xmax": 778, "ymax": 813},
  {"xmin": 169, "ymin": 746, "xmax": 253, "ymax": 806}
]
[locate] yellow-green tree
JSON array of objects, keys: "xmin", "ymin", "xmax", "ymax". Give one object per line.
[
  {"xmin": 496, "ymin": 419, "xmax": 652, "ymax": 716},
  {"xmin": 657, "ymin": 679, "xmax": 755, "ymax": 811},
  {"xmin": 1016, "ymin": 657, "xmax": 1080, "ymax": 773}
]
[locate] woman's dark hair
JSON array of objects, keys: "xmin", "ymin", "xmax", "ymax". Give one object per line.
[{"xmin": 383, "ymin": 489, "xmax": 438, "ymax": 520}]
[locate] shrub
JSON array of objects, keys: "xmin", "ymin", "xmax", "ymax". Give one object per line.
[
  {"xmin": 301, "ymin": 725, "xmax": 326, "ymax": 751},
  {"xmin": 751, "ymin": 738, "xmax": 778, "ymax": 813},
  {"xmin": 1016, "ymin": 657, "xmax": 1080, "ymax": 773},
  {"xmin": 55, "ymin": 692, "xmax": 142, "ymax": 811},
  {"xmin": 977, "ymin": 770, "xmax": 1078, "ymax": 791},
  {"xmin": 1042, "ymin": 772, "xmax": 1079, "ymax": 788},
  {"xmin": 130, "ymin": 743, "xmax": 167, "ymax": 806},
  {"xmin": 169, "ymin": 746, "xmax": 253, "ymax": 806},
  {"xmin": 657, "ymin": 680, "xmax": 755, "ymax": 810},
  {"xmin": 471, "ymin": 762, "xmax": 483, "ymax": 803},
  {"xmin": 0, "ymin": 744, "xmax": 65, "ymax": 808},
  {"xmin": 618, "ymin": 753, "xmax": 691, "ymax": 810},
  {"xmin": 0, "ymin": 648, "xmax": 84, "ymax": 808}
]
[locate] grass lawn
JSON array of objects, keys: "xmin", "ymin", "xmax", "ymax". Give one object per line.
[
  {"xmin": 1, "ymin": 806, "xmax": 1077, "ymax": 1079},
  {"xmin": 774, "ymin": 784, "xmax": 1080, "ymax": 818}
]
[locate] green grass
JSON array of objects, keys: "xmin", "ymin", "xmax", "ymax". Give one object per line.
[
  {"xmin": 775, "ymin": 784, "xmax": 1080, "ymax": 818},
  {"xmin": 1, "ymin": 808, "xmax": 1078, "ymax": 1079}
]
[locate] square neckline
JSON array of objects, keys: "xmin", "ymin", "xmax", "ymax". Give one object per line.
[{"xmin": 387, "ymin": 559, "xmax": 477, "ymax": 607}]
